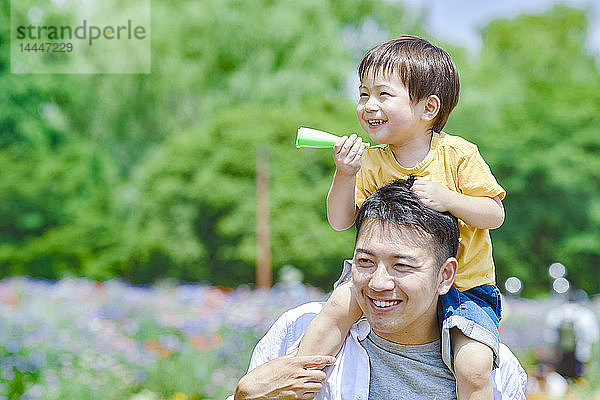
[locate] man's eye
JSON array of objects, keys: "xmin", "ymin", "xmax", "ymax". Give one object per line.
[
  {"xmin": 357, "ymin": 258, "xmax": 374, "ymax": 266},
  {"xmin": 393, "ymin": 263, "xmax": 412, "ymax": 270},
  {"xmin": 380, "ymin": 91, "xmax": 390, "ymax": 96},
  {"xmin": 359, "ymin": 92, "xmax": 368, "ymax": 97}
]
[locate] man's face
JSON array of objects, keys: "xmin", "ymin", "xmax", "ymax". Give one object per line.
[{"xmin": 351, "ymin": 219, "xmax": 453, "ymax": 344}]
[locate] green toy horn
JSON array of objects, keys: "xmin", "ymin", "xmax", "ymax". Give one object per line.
[{"xmin": 295, "ymin": 127, "xmax": 370, "ymax": 149}]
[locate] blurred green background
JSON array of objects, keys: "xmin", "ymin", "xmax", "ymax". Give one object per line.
[{"xmin": 2, "ymin": 0, "xmax": 600, "ymax": 297}]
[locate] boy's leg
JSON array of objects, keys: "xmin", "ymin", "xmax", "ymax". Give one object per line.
[
  {"xmin": 452, "ymin": 328, "xmax": 493, "ymax": 400},
  {"xmin": 440, "ymin": 285, "xmax": 501, "ymax": 400},
  {"xmin": 297, "ymin": 281, "xmax": 363, "ymax": 357}
]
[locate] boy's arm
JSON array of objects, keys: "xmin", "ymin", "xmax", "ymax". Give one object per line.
[
  {"xmin": 327, "ymin": 172, "xmax": 359, "ymax": 231},
  {"xmin": 297, "ymin": 282, "xmax": 362, "ymax": 358},
  {"xmin": 326, "ymin": 134, "xmax": 366, "ymax": 231},
  {"xmin": 411, "ymin": 179, "xmax": 505, "ymax": 229}
]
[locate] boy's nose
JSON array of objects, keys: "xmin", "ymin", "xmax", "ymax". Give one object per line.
[{"xmin": 364, "ymin": 97, "xmax": 380, "ymax": 112}]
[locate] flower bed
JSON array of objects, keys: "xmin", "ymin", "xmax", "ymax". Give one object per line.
[
  {"xmin": 1, "ymin": 277, "xmax": 598, "ymax": 399},
  {"xmin": 0, "ymin": 277, "xmax": 324, "ymax": 399}
]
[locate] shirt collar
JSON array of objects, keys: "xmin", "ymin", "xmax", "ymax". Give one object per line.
[{"xmin": 350, "ymin": 317, "xmax": 371, "ymax": 341}]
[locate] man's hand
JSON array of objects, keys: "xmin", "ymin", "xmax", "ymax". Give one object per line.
[
  {"xmin": 411, "ymin": 179, "xmax": 453, "ymax": 212},
  {"xmin": 234, "ymin": 351, "xmax": 336, "ymax": 400},
  {"xmin": 332, "ymin": 134, "xmax": 366, "ymax": 176}
]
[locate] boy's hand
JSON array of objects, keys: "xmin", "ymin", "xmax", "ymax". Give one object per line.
[
  {"xmin": 332, "ymin": 134, "xmax": 366, "ymax": 176},
  {"xmin": 411, "ymin": 179, "xmax": 453, "ymax": 212}
]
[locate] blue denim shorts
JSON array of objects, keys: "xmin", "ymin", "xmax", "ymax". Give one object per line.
[{"xmin": 439, "ymin": 284, "xmax": 502, "ymax": 371}]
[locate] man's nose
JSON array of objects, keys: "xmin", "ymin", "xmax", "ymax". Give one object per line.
[{"xmin": 368, "ymin": 264, "xmax": 394, "ymax": 291}]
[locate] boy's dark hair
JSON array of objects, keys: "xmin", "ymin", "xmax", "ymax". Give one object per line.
[
  {"xmin": 355, "ymin": 176, "xmax": 459, "ymax": 267},
  {"xmin": 358, "ymin": 35, "xmax": 460, "ymax": 133}
]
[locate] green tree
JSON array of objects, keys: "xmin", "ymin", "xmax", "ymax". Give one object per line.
[
  {"xmin": 121, "ymin": 101, "xmax": 361, "ymax": 286},
  {"xmin": 447, "ymin": 6, "xmax": 600, "ymax": 296},
  {"xmin": 1, "ymin": 0, "xmax": 419, "ymax": 286}
]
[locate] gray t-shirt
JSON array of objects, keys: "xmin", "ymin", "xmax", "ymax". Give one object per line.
[{"xmin": 361, "ymin": 331, "xmax": 456, "ymax": 400}]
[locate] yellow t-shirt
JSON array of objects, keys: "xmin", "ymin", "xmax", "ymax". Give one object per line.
[{"xmin": 356, "ymin": 131, "xmax": 506, "ymax": 291}]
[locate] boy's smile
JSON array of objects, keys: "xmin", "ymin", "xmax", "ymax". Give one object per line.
[
  {"xmin": 356, "ymin": 71, "xmax": 435, "ymax": 167},
  {"xmin": 367, "ymin": 119, "xmax": 387, "ymax": 128}
]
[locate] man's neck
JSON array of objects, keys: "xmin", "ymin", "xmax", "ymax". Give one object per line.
[{"xmin": 370, "ymin": 316, "xmax": 441, "ymax": 345}]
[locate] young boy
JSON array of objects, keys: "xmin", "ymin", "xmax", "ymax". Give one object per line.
[{"xmin": 297, "ymin": 36, "xmax": 506, "ymax": 400}]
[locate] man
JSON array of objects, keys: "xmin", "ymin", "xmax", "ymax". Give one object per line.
[
  {"xmin": 233, "ymin": 179, "xmax": 527, "ymax": 399},
  {"xmin": 544, "ymin": 289, "xmax": 599, "ymax": 379}
]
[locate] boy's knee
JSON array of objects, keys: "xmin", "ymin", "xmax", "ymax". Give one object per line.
[{"xmin": 454, "ymin": 342, "xmax": 493, "ymax": 389}]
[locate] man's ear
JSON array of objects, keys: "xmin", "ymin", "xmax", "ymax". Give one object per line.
[
  {"xmin": 421, "ymin": 95, "xmax": 440, "ymax": 122},
  {"xmin": 437, "ymin": 257, "xmax": 457, "ymax": 295}
]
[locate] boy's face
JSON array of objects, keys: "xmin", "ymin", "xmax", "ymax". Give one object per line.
[{"xmin": 356, "ymin": 70, "xmax": 430, "ymax": 147}]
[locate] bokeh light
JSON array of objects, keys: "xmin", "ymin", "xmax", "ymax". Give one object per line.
[
  {"xmin": 505, "ymin": 276, "xmax": 523, "ymax": 294},
  {"xmin": 552, "ymin": 277, "xmax": 570, "ymax": 294},
  {"xmin": 548, "ymin": 262, "xmax": 566, "ymax": 279}
]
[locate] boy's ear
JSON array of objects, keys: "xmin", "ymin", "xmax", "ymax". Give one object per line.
[{"xmin": 422, "ymin": 95, "xmax": 440, "ymax": 122}]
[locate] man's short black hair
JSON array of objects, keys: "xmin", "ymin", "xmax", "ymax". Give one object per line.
[{"xmin": 355, "ymin": 176, "xmax": 459, "ymax": 267}]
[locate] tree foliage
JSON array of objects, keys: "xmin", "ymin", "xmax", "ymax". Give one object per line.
[
  {"xmin": 1, "ymin": 0, "xmax": 598, "ymax": 296},
  {"xmin": 448, "ymin": 6, "xmax": 600, "ymax": 295}
]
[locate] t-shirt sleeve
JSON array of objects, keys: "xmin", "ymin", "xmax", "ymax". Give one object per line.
[{"xmin": 457, "ymin": 147, "xmax": 506, "ymax": 200}]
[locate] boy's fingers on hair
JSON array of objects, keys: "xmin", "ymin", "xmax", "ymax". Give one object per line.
[{"xmin": 411, "ymin": 180, "xmax": 425, "ymax": 190}]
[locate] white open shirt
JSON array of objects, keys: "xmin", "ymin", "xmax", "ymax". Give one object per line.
[{"xmin": 229, "ymin": 302, "xmax": 527, "ymax": 400}]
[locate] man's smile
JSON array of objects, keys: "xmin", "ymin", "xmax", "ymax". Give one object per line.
[{"xmin": 369, "ymin": 297, "xmax": 402, "ymax": 309}]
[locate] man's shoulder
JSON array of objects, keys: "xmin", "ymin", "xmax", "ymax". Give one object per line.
[
  {"xmin": 494, "ymin": 343, "xmax": 528, "ymax": 399},
  {"xmin": 278, "ymin": 302, "xmax": 325, "ymax": 330},
  {"xmin": 285, "ymin": 301, "xmax": 324, "ymax": 317}
]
